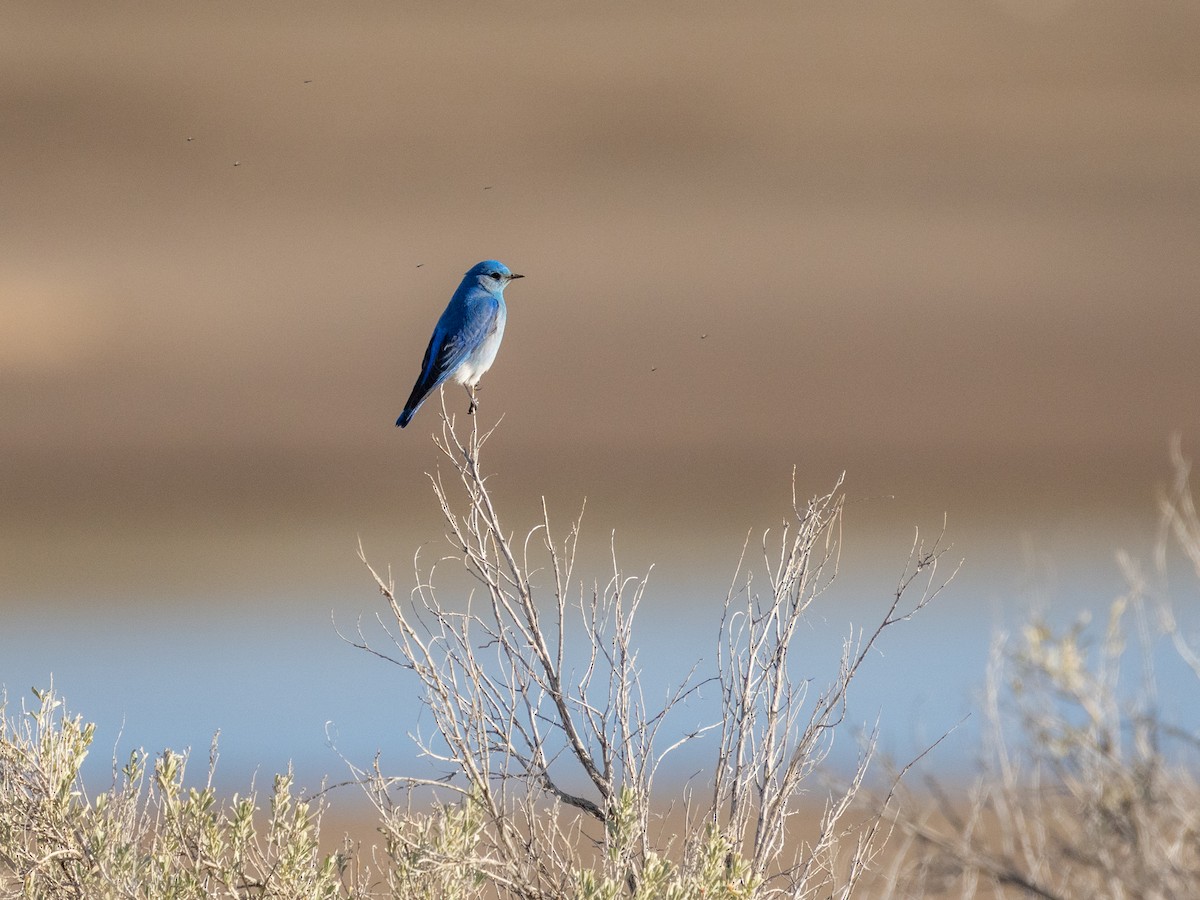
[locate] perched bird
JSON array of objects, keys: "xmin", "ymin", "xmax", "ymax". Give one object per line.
[{"xmin": 396, "ymin": 260, "xmax": 523, "ymax": 428}]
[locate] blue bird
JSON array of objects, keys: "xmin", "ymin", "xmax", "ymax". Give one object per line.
[{"xmin": 396, "ymin": 260, "xmax": 523, "ymax": 428}]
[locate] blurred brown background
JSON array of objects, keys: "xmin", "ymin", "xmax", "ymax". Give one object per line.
[{"xmin": 2, "ymin": 1, "xmax": 1198, "ymax": 780}]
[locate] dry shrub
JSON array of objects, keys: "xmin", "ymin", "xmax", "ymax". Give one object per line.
[
  {"xmin": 883, "ymin": 440, "xmax": 1200, "ymax": 900},
  {"xmin": 350, "ymin": 408, "xmax": 953, "ymax": 899}
]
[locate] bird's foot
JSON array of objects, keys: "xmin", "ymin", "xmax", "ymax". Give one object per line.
[{"xmin": 468, "ymin": 397, "xmax": 478, "ymax": 416}]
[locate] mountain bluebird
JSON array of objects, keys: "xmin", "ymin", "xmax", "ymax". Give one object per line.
[{"xmin": 395, "ymin": 260, "xmax": 523, "ymax": 428}]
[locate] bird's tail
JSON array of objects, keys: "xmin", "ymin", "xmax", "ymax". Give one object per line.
[
  {"xmin": 396, "ymin": 339, "xmax": 443, "ymax": 428},
  {"xmin": 395, "ymin": 381, "xmax": 433, "ymax": 428}
]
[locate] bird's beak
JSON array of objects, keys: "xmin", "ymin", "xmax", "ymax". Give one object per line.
[{"xmin": 509, "ymin": 273, "xmax": 525, "ymax": 280}]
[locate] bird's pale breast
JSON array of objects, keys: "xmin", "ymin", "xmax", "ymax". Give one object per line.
[{"xmin": 451, "ymin": 305, "xmax": 506, "ymax": 387}]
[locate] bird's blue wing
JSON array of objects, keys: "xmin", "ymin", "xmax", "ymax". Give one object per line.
[
  {"xmin": 434, "ymin": 297, "xmax": 501, "ymax": 375},
  {"xmin": 396, "ymin": 298, "xmax": 499, "ymax": 427}
]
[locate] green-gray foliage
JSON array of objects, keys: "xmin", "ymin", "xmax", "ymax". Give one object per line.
[{"xmin": 0, "ymin": 688, "xmax": 348, "ymax": 899}]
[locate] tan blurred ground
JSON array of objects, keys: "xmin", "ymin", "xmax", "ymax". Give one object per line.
[{"xmin": 2, "ymin": 1, "xmax": 1199, "ymax": 603}]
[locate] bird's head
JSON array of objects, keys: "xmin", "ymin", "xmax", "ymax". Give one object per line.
[{"xmin": 467, "ymin": 260, "xmax": 524, "ymax": 292}]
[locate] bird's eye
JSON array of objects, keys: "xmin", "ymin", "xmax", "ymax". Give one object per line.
[{"xmin": 491, "ymin": 273, "xmax": 503, "ymax": 279}]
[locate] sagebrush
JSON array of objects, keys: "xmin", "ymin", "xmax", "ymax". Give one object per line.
[{"xmin": 9, "ymin": 416, "xmax": 1195, "ymax": 899}]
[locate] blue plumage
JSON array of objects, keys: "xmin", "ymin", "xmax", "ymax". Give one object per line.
[{"xmin": 396, "ymin": 260, "xmax": 523, "ymax": 428}]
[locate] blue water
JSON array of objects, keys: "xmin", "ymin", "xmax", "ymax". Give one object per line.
[{"xmin": 6, "ymin": 537, "xmax": 1196, "ymax": 800}]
